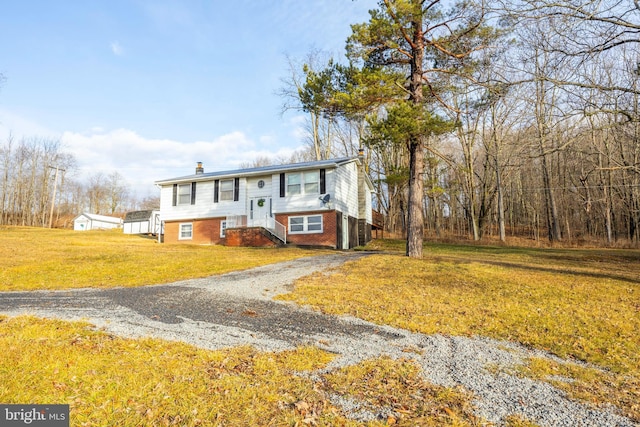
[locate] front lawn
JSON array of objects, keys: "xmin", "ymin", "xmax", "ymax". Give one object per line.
[
  {"xmin": 0, "ymin": 227, "xmax": 318, "ymax": 291},
  {"xmin": 278, "ymin": 240, "xmax": 640, "ymax": 421}
]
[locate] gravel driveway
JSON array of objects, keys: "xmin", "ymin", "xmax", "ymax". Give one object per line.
[{"xmin": 0, "ymin": 253, "xmax": 635, "ymax": 426}]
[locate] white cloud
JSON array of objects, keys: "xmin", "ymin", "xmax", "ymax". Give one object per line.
[
  {"xmin": 110, "ymin": 41, "xmax": 124, "ymax": 56},
  {"xmin": 60, "ymin": 128, "xmax": 296, "ymax": 197},
  {"xmin": 0, "ymin": 109, "xmax": 301, "ymax": 198}
]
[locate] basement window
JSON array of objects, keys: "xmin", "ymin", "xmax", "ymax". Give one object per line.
[
  {"xmin": 179, "ymin": 223, "xmax": 193, "ymax": 240},
  {"xmin": 220, "ymin": 220, "xmax": 227, "ymax": 238},
  {"xmin": 288, "ymin": 215, "xmax": 323, "ymax": 234}
]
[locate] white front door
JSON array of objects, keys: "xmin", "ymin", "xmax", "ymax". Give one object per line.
[{"xmin": 250, "ymin": 197, "xmax": 271, "ymax": 227}]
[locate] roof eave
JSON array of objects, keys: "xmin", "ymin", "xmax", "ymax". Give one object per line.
[{"xmin": 154, "ymin": 157, "xmax": 358, "ymax": 186}]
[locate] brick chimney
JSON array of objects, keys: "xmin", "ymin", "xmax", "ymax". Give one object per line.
[{"xmin": 196, "ymin": 162, "xmax": 204, "ymax": 174}]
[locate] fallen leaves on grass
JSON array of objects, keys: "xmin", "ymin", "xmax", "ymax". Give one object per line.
[
  {"xmin": 0, "ymin": 316, "xmax": 348, "ymax": 426},
  {"xmin": 322, "ymin": 357, "xmax": 486, "ymax": 426},
  {"xmin": 278, "ymin": 241, "xmax": 640, "ymax": 420}
]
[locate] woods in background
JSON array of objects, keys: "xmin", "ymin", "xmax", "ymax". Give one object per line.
[
  {"xmin": 0, "ymin": 135, "xmax": 157, "ymax": 227},
  {"xmin": 282, "ymin": 0, "xmax": 640, "ymax": 249},
  {"xmin": 3, "ymin": 0, "xmax": 640, "ymax": 248}
]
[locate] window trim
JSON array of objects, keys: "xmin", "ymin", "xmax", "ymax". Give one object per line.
[
  {"xmin": 176, "ymin": 183, "xmax": 193, "ymax": 205},
  {"xmin": 220, "ymin": 220, "xmax": 227, "ymax": 238},
  {"xmin": 288, "ymin": 215, "xmax": 323, "ymax": 234},
  {"xmin": 285, "ymin": 171, "xmax": 321, "ymax": 196},
  {"xmin": 178, "ymin": 222, "xmax": 193, "ymax": 240},
  {"xmin": 214, "ymin": 178, "xmax": 240, "ymax": 203},
  {"xmin": 219, "ymin": 179, "xmax": 234, "ymax": 201}
]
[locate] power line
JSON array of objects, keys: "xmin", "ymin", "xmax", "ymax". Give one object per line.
[{"xmin": 48, "ymin": 165, "xmax": 66, "ymax": 228}]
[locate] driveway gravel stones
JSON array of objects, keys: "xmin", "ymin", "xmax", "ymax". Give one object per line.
[{"xmin": 0, "ymin": 252, "xmax": 636, "ymax": 426}]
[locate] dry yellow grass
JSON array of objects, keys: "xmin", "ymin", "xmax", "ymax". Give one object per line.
[
  {"xmin": 0, "ymin": 316, "xmax": 489, "ymax": 426},
  {"xmin": 3, "ymin": 228, "xmax": 639, "ymax": 423},
  {"xmin": 279, "ymin": 240, "xmax": 640, "ymax": 421},
  {"xmin": 323, "ymin": 357, "xmax": 484, "ymax": 426},
  {"xmin": 0, "ymin": 316, "xmax": 345, "ymax": 426},
  {"xmin": 0, "ymin": 226, "xmax": 320, "ymax": 290}
]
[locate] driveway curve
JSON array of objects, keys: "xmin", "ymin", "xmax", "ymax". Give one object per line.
[{"xmin": 0, "ymin": 252, "xmax": 635, "ymax": 427}]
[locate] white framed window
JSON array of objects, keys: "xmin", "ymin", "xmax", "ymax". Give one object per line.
[
  {"xmin": 220, "ymin": 220, "xmax": 227, "ymax": 238},
  {"xmin": 287, "ymin": 173, "xmax": 301, "ymax": 195},
  {"xmin": 177, "ymin": 183, "xmax": 192, "ymax": 205},
  {"xmin": 287, "ymin": 171, "xmax": 320, "ymax": 196},
  {"xmin": 179, "ymin": 223, "xmax": 193, "ymax": 240},
  {"xmin": 219, "ymin": 179, "xmax": 234, "ymax": 201},
  {"xmin": 303, "ymin": 171, "xmax": 319, "ymax": 193},
  {"xmin": 288, "ymin": 215, "xmax": 323, "ymax": 234},
  {"xmin": 307, "ymin": 215, "xmax": 322, "ymax": 231}
]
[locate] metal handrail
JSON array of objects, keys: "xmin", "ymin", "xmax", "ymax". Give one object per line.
[{"xmin": 228, "ymin": 214, "xmax": 286, "ymax": 244}]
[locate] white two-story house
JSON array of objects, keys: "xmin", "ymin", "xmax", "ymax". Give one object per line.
[{"xmin": 154, "ymin": 156, "xmax": 375, "ymax": 249}]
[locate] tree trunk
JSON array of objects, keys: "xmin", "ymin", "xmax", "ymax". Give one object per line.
[
  {"xmin": 495, "ymin": 153, "xmax": 506, "ymax": 242},
  {"xmin": 406, "ymin": 141, "xmax": 424, "ymax": 257},
  {"xmin": 405, "ymin": 13, "xmax": 426, "ymax": 258}
]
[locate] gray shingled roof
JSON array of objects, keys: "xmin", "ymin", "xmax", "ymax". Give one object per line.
[{"xmin": 154, "ymin": 156, "xmax": 358, "ymax": 185}]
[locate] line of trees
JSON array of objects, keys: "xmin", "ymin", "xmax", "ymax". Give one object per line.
[
  {"xmin": 280, "ymin": 0, "xmax": 640, "ymax": 255},
  {"xmin": 0, "ymin": 135, "xmax": 157, "ymax": 227}
]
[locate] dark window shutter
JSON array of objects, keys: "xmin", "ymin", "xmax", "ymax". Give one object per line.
[
  {"xmin": 234, "ymin": 177, "xmax": 240, "ymax": 201},
  {"xmin": 279, "ymin": 173, "xmax": 285, "ymax": 197},
  {"xmin": 172, "ymin": 184, "xmax": 177, "ymax": 206},
  {"xmin": 214, "ymin": 180, "xmax": 219, "ymax": 203},
  {"xmin": 320, "ymin": 169, "xmax": 326, "ymax": 194},
  {"xmin": 191, "ymin": 182, "xmax": 196, "ymax": 205}
]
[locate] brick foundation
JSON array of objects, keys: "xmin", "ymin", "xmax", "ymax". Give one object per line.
[
  {"xmin": 163, "ymin": 218, "xmax": 224, "ymax": 245},
  {"xmin": 225, "ymin": 227, "xmax": 279, "ymax": 247},
  {"xmin": 275, "ymin": 210, "xmax": 337, "ymax": 248},
  {"xmin": 163, "ymin": 210, "xmax": 340, "ymax": 248}
]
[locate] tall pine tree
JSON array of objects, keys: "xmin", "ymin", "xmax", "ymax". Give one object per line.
[{"xmin": 346, "ymin": 0, "xmax": 495, "ymax": 257}]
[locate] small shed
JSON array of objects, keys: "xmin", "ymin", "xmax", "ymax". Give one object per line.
[
  {"xmin": 73, "ymin": 213, "xmax": 123, "ymax": 231},
  {"xmin": 123, "ymin": 210, "xmax": 161, "ymax": 235}
]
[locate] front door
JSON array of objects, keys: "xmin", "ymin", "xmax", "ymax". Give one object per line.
[{"xmin": 251, "ymin": 197, "xmax": 271, "ymax": 227}]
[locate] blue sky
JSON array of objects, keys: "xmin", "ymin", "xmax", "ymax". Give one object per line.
[{"xmin": 0, "ymin": 0, "xmax": 375, "ymax": 197}]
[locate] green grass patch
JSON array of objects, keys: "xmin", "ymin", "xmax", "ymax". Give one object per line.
[
  {"xmin": 0, "ymin": 227, "xmax": 320, "ymax": 290},
  {"xmin": 278, "ymin": 239, "xmax": 640, "ymax": 421}
]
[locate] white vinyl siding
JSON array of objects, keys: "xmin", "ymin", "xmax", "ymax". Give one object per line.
[
  {"xmin": 159, "ymin": 179, "xmax": 246, "ymax": 222},
  {"xmin": 177, "ymin": 184, "xmax": 192, "ymax": 205},
  {"xmin": 179, "ymin": 223, "xmax": 193, "ymax": 240},
  {"xmin": 333, "ymin": 162, "xmax": 359, "ymax": 217},
  {"xmin": 288, "ymin": 215, "xmax": 323, "ymax": 234}
]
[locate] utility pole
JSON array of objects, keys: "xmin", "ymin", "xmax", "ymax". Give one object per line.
[{"xmin": 48, "ymin": 165, "xmax": 65, "ymax": 228}]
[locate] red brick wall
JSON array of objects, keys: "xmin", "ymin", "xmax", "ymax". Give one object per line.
[
  {"xmin": 164, "ymin": 211, "xmax": 339, "ymax": 248},
  {"xmin": 275, "ymin": 210, "xmax": 337, "ymax": 248},
  {"xmin": 226, "ymin": 228, "xmax": 278, "ymax": 247},
  {"xmin": 163, "ymin": 218, "xmax": 224, "ymax": 245}
]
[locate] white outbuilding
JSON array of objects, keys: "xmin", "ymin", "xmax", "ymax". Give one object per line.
[
  {"xmin": 123, "ymin": 210, "xmax": 161, "ymax": 235},
  {"xmin": 73, "ymin": 213, "xmax": 123, "ymax": 231}
]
